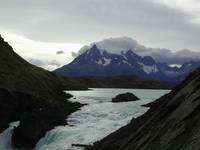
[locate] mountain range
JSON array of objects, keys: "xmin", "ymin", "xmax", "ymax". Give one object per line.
[{"xmin": 55, "ymin": 44, "xmax": 200, "ymax": 82}]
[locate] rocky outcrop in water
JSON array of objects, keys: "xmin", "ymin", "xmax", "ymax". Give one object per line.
[
  {"xmin": 112, "ymin": 93, "xmax": 139, "ymax": 103},
  {"xmin": 0, "ymin": 35, "xmax": 83, "ymax": 149},
  {"xmin": 88, "ymin": 68, "xmax": 200, "ymax": 150}
]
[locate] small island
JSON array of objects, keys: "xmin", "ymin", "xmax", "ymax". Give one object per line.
[{"xmin": 112, "ymin": 92, "xmax": 140, "ymax": 103}]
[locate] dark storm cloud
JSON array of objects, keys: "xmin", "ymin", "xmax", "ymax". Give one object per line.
[
  {"xmin": 138, "ymin": 48, "xmax": 200, "ymax": 64},
  {"xmin": 0, "ymin": 0, "xmax": 200, "ymax": 51}
]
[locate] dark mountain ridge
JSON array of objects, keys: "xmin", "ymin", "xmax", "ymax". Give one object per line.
[
  {"xmin": 0, "ymin": 35, "xmax": 74, "ymax": 100},
  {"xmin": 66, "ymin": 76, "xmax": 174, "ymax": 89}
]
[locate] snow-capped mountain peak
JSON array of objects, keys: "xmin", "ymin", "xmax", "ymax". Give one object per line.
[{"xmin": 55, "ymin": 45, "xmax": 200, "ymax": 82}]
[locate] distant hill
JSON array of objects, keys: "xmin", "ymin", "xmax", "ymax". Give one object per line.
[
  {"xmin": 65, "ymin": 76, "xmax": 175, "ymax": 89},
  {"xmin": 55, "ymin": 44, "xmax": 200, "ymax": 82}
]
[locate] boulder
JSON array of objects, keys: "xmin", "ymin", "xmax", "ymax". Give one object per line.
[
  {"xmin": 65, "ymin": 93, "xmax": 74, "ymax": 99},
  {"xmin": 112, "ymin": 93, "xmax": 139, "ymax": 103}
]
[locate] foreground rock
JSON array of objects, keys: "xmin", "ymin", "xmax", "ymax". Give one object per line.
[
  {"xmin": 88, "ymin": 68, "xmax": 200, "ymax": 150},
  {"xmin": 0, "ymin": 35, "xmax": 83, "ymax": 149},
  {"xmin": 112, "ymin": 93, "xmax": 139, "ymax": 103},
  {"xmin": 0, "ymin": 88, "xmax": 82, "ymax": 148}
]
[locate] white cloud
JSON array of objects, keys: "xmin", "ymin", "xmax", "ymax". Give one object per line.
[{"xmin": 1, "ymin": 31, "xmax": 83, "ymax": 70}]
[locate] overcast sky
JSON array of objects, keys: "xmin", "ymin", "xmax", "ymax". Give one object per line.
[{"xmin": 0, "ymin": 0, "xmax": 200, "ymax": 70}]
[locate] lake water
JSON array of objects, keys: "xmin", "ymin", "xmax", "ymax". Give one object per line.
[{"xmin": 0, "ymin": 88, "xmax": 170, "ymax": 150}]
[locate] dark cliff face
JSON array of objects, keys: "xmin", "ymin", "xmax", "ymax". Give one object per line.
[
  {"xmin": 88, "ymin": 68, "xmax": 200, "ymax": 150},
  {"xmin": 0, "ymin": 35, "xmax": 83, "ymax": 148}
]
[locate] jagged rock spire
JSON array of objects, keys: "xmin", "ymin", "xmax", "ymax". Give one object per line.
[{"xmin": 91, "ymin": 44, "xmax": 98, "ymax": 49}]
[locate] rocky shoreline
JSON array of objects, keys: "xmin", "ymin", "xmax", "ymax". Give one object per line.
[{"xmin": 0, "ymin": 88, "xmax": 83, "ymax": 149}]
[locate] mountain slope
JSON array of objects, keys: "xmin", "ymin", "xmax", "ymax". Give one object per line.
[
  {"xmin": 0, "ymin": 35, "xmax": 83, "ymax": 148},
  {"xmin": 88, "ymin": 68, "xmax": 200, "ymax": 150},
  {"xmin": 55, "ymin": 44, "xmax": 200, "ymax": 82},
  {"xmin": 0, "ymin": 35, "xmax": 69, "ymax": 100}
]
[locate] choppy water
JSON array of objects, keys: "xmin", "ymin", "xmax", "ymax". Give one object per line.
[{"xmin": 0, "ymin": 88, "xmax": 169, "ymax": 150}]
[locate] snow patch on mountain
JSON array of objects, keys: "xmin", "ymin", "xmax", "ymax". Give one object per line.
[
  {"xmin": 103, "ymin": 58, "xmax": 111, "ymax": 66},
  {"xmin": 122, "ymin": 60, "xmax": 131, "ymax": 66},
  {"xmin": 95, "ymin": 58, "xmax": 111, "ymax": 66},
  {"xmin": 138, "ymin": 63, "xmax": 158, "ymax": 74}
]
